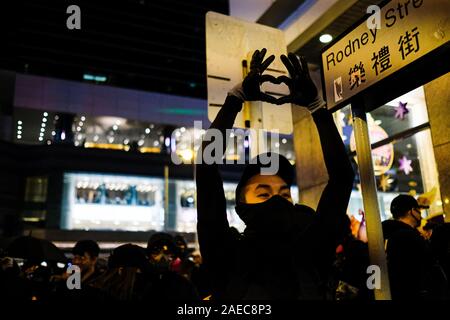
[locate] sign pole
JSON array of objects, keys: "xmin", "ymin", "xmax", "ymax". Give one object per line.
[{"xmin": 351, "ymin": 100, "xmax": 391, "ymax": 300}]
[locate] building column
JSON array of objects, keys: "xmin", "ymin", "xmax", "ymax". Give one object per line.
[{"xmin": 424, "ymin": 72, "xmax": 450, "ymax": 220}]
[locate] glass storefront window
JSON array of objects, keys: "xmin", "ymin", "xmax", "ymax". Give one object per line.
[{"xmin": 336, "ymin": 86, "xmax": 443, "ymax": 223}]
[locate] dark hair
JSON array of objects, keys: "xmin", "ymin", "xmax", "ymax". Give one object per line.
[{"xmin": 73, "ymin": 240, "xmax": 100, "ymax": 258}]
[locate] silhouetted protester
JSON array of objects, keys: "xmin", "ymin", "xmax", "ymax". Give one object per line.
[
  {"xmin": 196, "ymin": 49, "xmax": 355, "ymax": 299},
  {"xmin": 145, "ymin": 233, "xmax": 199, "ymax": 300},
  {"xmin": 0, "ymin": 256, "xmax": 32, "ymax": 301},
  {"xmin": 429, "ymin": 223, "xmax": 450, "ymax": 299},
  {"xmin": 72, "ymin": 240, "xmax": 102, "ymax": 285},
  {"xmin": 89, "ymin": 243, "xmax": 153, "ymax": 301},
  {"xmin": 382, "ymin": 195, "xmax": 445, "ymax": 299},
  {"xmin": 329, "ymin": 217, "xmax": 372, "ymax": 301},
  {"xmin": 171, "ymin": 235, "xmax": 195, "ymax": 278}
]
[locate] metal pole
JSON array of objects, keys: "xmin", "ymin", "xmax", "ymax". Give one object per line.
[
  {"xmin": 351, "ymin": 102, "xmax": 391, "ymax": 300},
  {"xmin": 164, "ymin": 165, "xmax": 169, "ymax": 231}
]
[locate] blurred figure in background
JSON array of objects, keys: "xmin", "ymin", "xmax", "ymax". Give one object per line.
[
  {"xmin": 72, "ymin": 240, "xmax": 102, "ymax": 285},
  {"xmin": 145, "ymin": 233, "xmax": 199, "ymax": 300},
  {"xmin": 89, "ymin": 243, "xmax": 152, "ymax": 301}
]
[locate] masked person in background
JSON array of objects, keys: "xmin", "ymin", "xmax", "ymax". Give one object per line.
[{"xmin": 196, "ymin": 49, "xmax": 355, "ymax": 299}]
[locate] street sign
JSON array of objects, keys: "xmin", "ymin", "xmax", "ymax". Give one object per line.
[
  {"xmin": 206, "ymin": 12, "xmax": 293, "ymax": 134},
  {"xmin": 321, "ymin": 0, "xmax": 450, "ymax": 111}
]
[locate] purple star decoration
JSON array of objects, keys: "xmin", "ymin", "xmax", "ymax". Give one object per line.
[
  {"xmin": 395, "ymin": 101, "xmax": 409, "ymax": 120},
  {"xmin": 398, "ymin": 155, "xmax": 413, "ymax": 175}
]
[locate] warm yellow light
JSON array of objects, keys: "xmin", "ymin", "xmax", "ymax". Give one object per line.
[{"xmin": 179, "ymin": 149, "xmax": 194, "ymax": 162}]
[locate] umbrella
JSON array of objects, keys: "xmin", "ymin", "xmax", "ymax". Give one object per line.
[{"xmin": 7, "ymin": 236, "xmax": 67, "ymax": 263}]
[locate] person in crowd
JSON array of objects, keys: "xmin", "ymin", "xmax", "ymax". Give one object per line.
[
  {"xmin": 145, "ymin": 233, "xmax": 199, "ymax": 300},
  {"xmin": 329, "ymin": 216, "xmax": 372, "ymax": 300},
  {"xmin": 89, "ymin": 243, "xmax": 153, "ymax": 301},
  {"xmin": 382, "ymin": 194, "xmax": 445, "ymax": 299},
  {"xmin": 72, "ymin": 239, "xmax": 102, "ymax": 285},
  {"xmin": 171, "ymin": 235, "xmax": 195, "ymax": 279},
  {"xmin": 196, "ymin": 49, "xmax": 355, "ymax": 299}
]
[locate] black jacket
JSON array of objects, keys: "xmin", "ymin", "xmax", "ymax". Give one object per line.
[
  {"xmin": 382, "ymin": 219, "xmax": 435, "ymax": 299},
  {"xmin": 196, "ymin": 96, "xmax": 355, "ymax": 299}
]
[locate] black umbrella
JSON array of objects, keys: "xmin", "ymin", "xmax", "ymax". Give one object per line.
[{"xmin": 7, "ymin": 236, "xmax": 67, "ymax": 263}]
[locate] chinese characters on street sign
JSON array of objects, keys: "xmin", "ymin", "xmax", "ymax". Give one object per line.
[{"xmin": 321, "ymin": 0, "xmax": 449, "ymax": 111}]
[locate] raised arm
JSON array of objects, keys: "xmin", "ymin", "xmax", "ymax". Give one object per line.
[
  {"xmin": 279, "ymin": 53, "xmax": 355, "ymax": 269},
  {"xmin": 196, "ymin": 49, "xmax": 277, "ymax": 273}
]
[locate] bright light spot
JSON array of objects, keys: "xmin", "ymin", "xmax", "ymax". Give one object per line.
[
  {"xmin": 54, "ymin": 115, "xmax": 59, "ymax": 120},
  {"xmin": 374, "ymin": 120, "xmax": 382, "ymax": 125},
  {"xmin": 17, "ymin": 135, "xmax": 22, "ymax": 139},
  {"xmin": 77, "ymin": 126, "xmax": 81, "ymax": 132},
  {"xmin": 437, "ymin": 200, "xmax": 443, "ymax": 206},
  {"xmin": 138, "ymin": 139, "xmax": 145, "ymax": 146},
  {"xmin": 244, "ymin": 140, "xmax": 249, "ymax": 148},
  {"xmin": 42, "ymin": 118, "xmax": 47, "ymax": 123},
  {"xmin": 61, "ymin": 131, "xmax": 66, "ymax": 141},
  {"xmin": 175, "ymin": 131, "xmax": 181, "ymax": 138},
  {"xmin": 17, "ymin": 120, "xmax": 22, "ymax": 125},
  {"xmin": 108, "ymin": 136, "xmax": 115, "ymax": 143},
  {"xmin": 38, "ymin": 137, "xmax": 43, "ymax": 141},
  {"xmin": 81, "ymin": 116, "xmax": 86, "ymax": 121},
  {"xmin": 40, "ymin": 132, "xmax": 44, "ymax": 137},
  {"xmin": 43, "ymin": 112, "xmax": 48, "ymax": 117},
  {"xmin": 17, "ymin": 130, "xmax": 22, "ymax": 135},
  {"xmin": 40, "ymin": 128, "xmax": 45, "ymax": 133},
  {"xmin": 180, "ymin": 127, "xmax": 186, "ymax": 133},
  {"xmin": 113, "ymin": 125, "xmax": 118, "ymax": 131},
  {"xmin": 282, "ymin": 138, "xmax": 287, "ymax": 144},
  {"xmin": 445, "ymin": 198, "xmax": 449, "ymax": 204},
  {"xmin": 17, "ymin": 125, "xmax": 22, "ymax": 130},
  {"xmin": 40, "ymin": 261, "xmax": 47, "ymax": 267},
  {"xmin": 79, "ymin": 121, "xmax": 83, "ymax": 126},
  {"xmin": 57, "ymin": 263, "xmax": 65, "ymax": 268},
  {"xmin": 150, "ymin": 124, "xmax": 154, "ymax": 129},
  {"xmin": 41, "ymin": 123, "xmax": 46, "ymax": 128},
  {"xmin": 77, "ymin": 135, "xmax": 83, "ymax": 141},
  {"xmin": 93, "ymin": 135, "xmax": 99, "ymax": 142},
  {"xmin": 51, "ymin": 131, "xmax": 56, "ymax": 136},
  {"xmin": 407, "ymin": 144, "xmax": 412, "ymax": 149},
  {"xmin": 187, "ymin": 197, "xmax": 194, "ymax": 203},
  {"xmin": 145, "ymin": 128, "xmax": 150, "ymax": 134},
  {"xmin": 165, "ymin": 137, "xmax": 170, "ymax": 147},
  {"xmin": 153, "ymin": 141, "xmax": 159, "ymax": 147},
  {"xmin": 47, "ymin": 141, "xmax": 51, "ymax": 145},
  {"xmin": 180, "ymin": 149, "xmax": 194, "ymax": 162},
  {"xmin": 83, "ymin": 74, "xmax": 94, "ymax": 81},
  {"xmin": 275, "ymin": 142, "xmax": 280, "ymax": 148},
  {"xmin": 123, "ymin": 138, "xmax": 129, "ymax": 145},
  {"xmin": 319, "ymin": 34, "xmax": 333, "ymax": 43}
]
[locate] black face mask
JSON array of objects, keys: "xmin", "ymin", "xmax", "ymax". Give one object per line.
[{"xmin": 235, "ymin": 195, "xmax": 301, "ymax": 236}]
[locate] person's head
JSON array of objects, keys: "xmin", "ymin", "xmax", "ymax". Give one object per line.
[
  {"xmin": 108, "ymin": 243, "xmax": 149, "ymax": 271},
  {"xmin": 93, "ymin": 244, "xmax": 149, "ymax": 301},
  {"xmin": 236, "ymin": 153, "xmax": 294, "ymax": 205},
  {"xmin": 390, "ymin": 195, "xmax": 428, "ymax": 228},
  {"xmin": 72, "ymin": 240, "xmax": 100, "ymax": 272},
  {"xmin": 146, "ymin": 233, "xmax": 176, "ymax": 270},
  {"xmin": 173, "ymin": 235, "xmax": 188, "ymax": 258}
]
